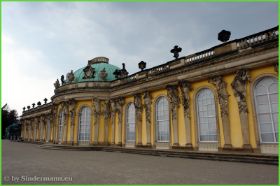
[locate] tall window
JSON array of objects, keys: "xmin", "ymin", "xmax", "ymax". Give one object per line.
[
  {"xmin": 196, "ymin": 88, "xmax": 217, "ymax": 142},
  {"xmin": 156, "ymin": 96, "xmax": 170, "ymax": 142},
  {"xmin": 78, "ymin": 107, "xmax": 91, "ymax": 144},
  {"xmin": 254, "ymin": 76, "xmax": 278, "ymax": 143},
  {"xmin": 58, "ymin": 111, "xmax": 65, "ymax": 143},
  {"xmin": 126, "ymin": 103, "xmax": 135, "ymax": 142}
]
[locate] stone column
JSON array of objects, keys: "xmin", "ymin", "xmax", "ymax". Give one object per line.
[
  {"xmin": 167, "ymin": 85, "xmax": 180, "ymax": 146},
  {"xmin": 231, "ymin": 69, "xmax": 251, "ymax": 149},
  {"xmin": 39, "ymin": 116, "xmax": 44, "ymax": 142},
  {"xmin": 110, "ymin": 100, "xmax": 116, "ymax": 145},
  {"xmin": 143, "ymin": 92, "xmax": 152, "ymax": 146},
  {"xmin": 66, "ymin": 99, "xmax": 76, "ymax": 145},
  {"xmin": 209, "ymin": 76, "xmax": 232, "ymax": 149},
  {"xmin": 179, "ymin": 80, "xmax": 193, "ymax": 148},
  {"xmin": 49, "ymin": 115, "xmax": 54, "ymax": 143},
  {"xmin": 69, "ymin": 112, "xmax": 75, "ymax": 145},
  {"xmin": 103, "ymin": 100, "xmax": 110, "ymax": 145},
  {"xmin": 33, "ymin": 119, "xmax": 38, "ymax": 142},
  {"xmin": 134, "ymin": 93, "xmax": 143, "ymax": 146},
  {"xmin": 93, "ymin": 98, "xmax": 100, "ymax": 144},
  {"xmin": 51, "ymin": 105, "xmax": 58, "ymax": 144},
  {"xmin": 63, "ymin": 112, "xmax": 69, "ymax": 143},
  {"xmin": 116, "ymin": 98, "xmax": 124, "ymax": 146}
]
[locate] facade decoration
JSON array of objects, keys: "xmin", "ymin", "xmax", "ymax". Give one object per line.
[
  {"xmin": 83, "ymin": 65, "xmax": 96, "ymax": 79},
  {"xmin": 110, "ymin": 100, "xmax": 116, "ymax": 145},
  {"xmin": 67, "ymin": 70, "xmax": 75, "ymax": 83},
  {"xmin": 116, "ymin": 97, "xmax": 125, "ymax": 145},
  {"xmin": 67, "ymin": 99, "xmax": 76, "ymax": 144},
  {"xmin": 103, "ymin": 100, "xmax": 110, "ymax": 144},
  {"xmin": 179, "ymin": 80, "xmax": 192, "ymax": 148},
  {"xmin": 231, "ymin": 69, "xmax": 251, "ymax": 149},
  {"xmin": 61, "ymin": 75, "xmax": 66, "ymax": 85},
  {"xmin": 54, "ymin": 79, "xmax": 60, "ymax": 89},
  {"xmin": 113, "ymin": 63, "xmax": 129, "ymax": 79},
  {"xmin": 143, "ymin": 91, "xmax": 152, "ymax": 145},
  {"xmin": 20, "ymin": 27, "xmax": 278, "ymax": 155},
  {"xmin": 166, "ymin": 85, "xmax": 180, "ymax": 146},
  {"xmin": 99, "ymin": 68, "xmax": 108, "ymax": 80},
  {"xmin": 134, "ymin": 93, "xmax": 143, "ymax": 145},
  {"xmin": 92, "ymin": 98, "xmax": 100, "ymax": 144},
  {"xmin": 209, "ymin": 76, "xmax": 232, "ymax": 149}
]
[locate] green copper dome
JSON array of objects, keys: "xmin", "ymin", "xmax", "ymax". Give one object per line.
[{"xmin": 73, "ymin": 57, "xmax": 120, "ymax": 83}]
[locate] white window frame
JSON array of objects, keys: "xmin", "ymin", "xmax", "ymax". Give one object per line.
[
  {"xmin": 58, "ymin": 111, "xmax": 65, "ymax": 143},
  {"xmin": 126, "ymin": 103, "xmax": 136, "ymax": 142},
  {"xmin": 196, "ymin": 88, "xmax": 218, "ymax": 143},
  {"xmin": 78, "ymin": 107, "xmax": 91, "ymax": 145},
  {"xmin": 155, "ymin": 96, "xmax": 170, "ymax": 143},
  {"xmin": 254, "ymin": 76, "xmax": 278, "ymax": 144}
]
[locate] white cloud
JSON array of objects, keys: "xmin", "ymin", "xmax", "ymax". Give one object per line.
[
  {"xmin": 2, "ymin": 2, "xmax": 278, "ymax": 116},
  {"xmin": 2, "ymin": 33, "xmax": 55, "ymax": 115}
]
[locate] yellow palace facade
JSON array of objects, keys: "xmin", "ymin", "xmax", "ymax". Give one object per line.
[{"xmin": 20, "ymin": 26, "xmax": 278, "ymax": 154}]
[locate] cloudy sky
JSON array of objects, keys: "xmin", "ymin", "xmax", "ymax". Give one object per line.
[{"xmin": 2, "ymin": 2, "xmax": 278, "ymax": 115}]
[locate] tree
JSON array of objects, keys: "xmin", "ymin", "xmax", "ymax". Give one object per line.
[{"xmin": 1, "ymin": 105, "xmax": 19, "ymax": 139}]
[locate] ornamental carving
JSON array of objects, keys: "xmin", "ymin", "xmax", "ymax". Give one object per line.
[
  {"xmin": 92, "ymin": 98, "xmax": 101, "ymax": 117},
  {"xmin": 179, "ymin": 80, "xmax": 192, "ymax": 118},
  {"xmin": 134, "ymin": 93, "xmax": 143, "ymax": 122},
  {"xmin": 67, "ymin": 70, "xmax": 75, "ymax": 83},
  {"xmin": 143, "ymin": 91, "xmax": 152, "ymax": 124},
  {"xmin": 110, "ymin": 100, "xmax": 117, "ymax": 115},
  {"xmin": 61, "ymin": 75, "xmax": 65, "ymax": 85},
  {"xmin": 83, "ymin": 65, "xmax": 96, "ymax": 79},
  {"xmin": 209, "ymin": 76, "xmax": 229, "ymax": 117},
  {"xmin": 99, "ymin": 68, "xmax": 108, "ymax": 80},
  {"xmin": 115, "ymin": 97, "xmax": 125, "ymax": 113},
  {"xmin": 231, "ymin": 69, "xmax": 250, "ymax": 113},
  {"xmin": 92, "ymin": 98, "xmax": 101, "ymax": 127},
  {"xmin": 166, "ymin": 85, "xmax": 180, "ymax": 120},
  {"xmin": 103, "ymin": 100, "xmax": 111, "ymax": 119},
  {"xmin": 67, "ymin": 99, "xmax": 76, "ymax": 125},
  {"xmin": 54, "ymin": 79, "xmax": 60, "ymax": 89}
]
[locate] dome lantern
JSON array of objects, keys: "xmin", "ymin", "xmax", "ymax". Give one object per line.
[{"xmin": 88, "ymin": 56, "xmax": 109, "ymax": 65}]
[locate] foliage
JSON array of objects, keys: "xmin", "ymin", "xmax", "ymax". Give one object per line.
[{"xmin": 2, "ymin": 105, "xmax": 19, "ymax": 139}]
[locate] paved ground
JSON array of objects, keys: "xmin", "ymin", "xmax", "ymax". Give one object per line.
[{"xmin": 2, "ymin": 140, "xmax": 278, "ymax": 184}]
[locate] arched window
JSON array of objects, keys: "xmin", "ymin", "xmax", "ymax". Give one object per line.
[
  {"xmin": 126, "ymin": 103, "xmax": 135, "ymax": 142},
  {"xmin": 196, "ymin": 88, "xmax": 217, "ymax": 142},
  {"xmin": 254, "ymin": 76, "xmax": 278, "ymax": 143},
  {"xmin": 78, "ymin": 107, "xmax": 91, "ymax": 144},
  {"xmin": 58, "ymin": 111, "xmax": 65, "ymax": 143},
  {"xmin": 156, "ymin": 96, "xmax": 170, "ymax": 142}
]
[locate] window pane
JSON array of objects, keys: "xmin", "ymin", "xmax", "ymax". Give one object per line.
[
  {"xmin": 270, "ymin": 94, "xmax": 278, "ymax": 104},
  {"xmin": 126, "ymin": 103, "xmax": 135, "ymax": 142},
  {"xmin": 78, "ymin": 107, "xmax": 91, "ymax": 143},
  {"xmin": 156, "ymin": 97, "xmax": 169, "ymax": 142},
  {"xmin": 259, "ymin": 113, "xmax": 271, "ymax": 123},
  {"xmin": 256, "ymin": 95, "xmax": 268, "ymax": 105},
  {"xmin": 261, "ymin": 133, "xmax": 274, "ymax": 142},
  {"xmin": 197, "ymin": 89, "xmax": 217, "ymax": 142},
  {"xmin": 260, "ymin": 123, "xmax": 273, "ymax": 133},
  {"xmin": 254, "ymin": 77, "xmax": 278, "ymax": 143}
]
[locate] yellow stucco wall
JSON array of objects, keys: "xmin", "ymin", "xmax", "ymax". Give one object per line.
[{"xmin": 37, "ymin": 65, "xmax": 276, "ymax": 151}]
